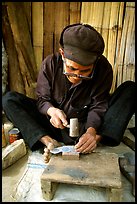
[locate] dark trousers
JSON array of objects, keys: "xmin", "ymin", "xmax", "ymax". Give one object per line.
[{"xmin": 2, "ymin": 81, "xmax": 135, "ymax": 150}]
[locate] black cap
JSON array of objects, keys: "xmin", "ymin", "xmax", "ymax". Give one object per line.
[{"xmin": 60, "ymin": 23, "xmax": 105, "ymax": 66}]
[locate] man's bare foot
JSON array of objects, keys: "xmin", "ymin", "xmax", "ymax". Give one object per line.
[{"xmin": 39, "ymin": 135, "xmax": 61, "ymax": 163}]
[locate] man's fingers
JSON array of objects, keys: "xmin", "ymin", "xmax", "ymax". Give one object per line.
[
  {"xmin": 82, "ymin": 143, "xmax": 97, "ymax": 154},
  {"xmin": 49, "ymin": 108, "xmax": 68, "ymax": 129},
  {"xmin": 75, "ymin": 133, "xmax": 97, "ymax": 153}
]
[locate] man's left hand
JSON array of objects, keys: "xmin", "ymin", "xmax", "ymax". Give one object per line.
[{"xmin": 75, "ymin": 127, "xmax": 101, "ymax": 154}]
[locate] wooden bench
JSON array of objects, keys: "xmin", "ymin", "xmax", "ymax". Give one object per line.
[{"xmin": 41, "ymin": 152, "xmax": 122, "ymax": 202}]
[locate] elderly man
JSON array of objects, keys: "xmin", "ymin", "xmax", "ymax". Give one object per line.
[{"xmin": 2, "ymin": 23, "xmax": 135, "ymax": 163}]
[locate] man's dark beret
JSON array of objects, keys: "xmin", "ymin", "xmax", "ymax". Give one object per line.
[{"xmin": 60, "ymin": 23, "xmax": 105, "ymax": 66}]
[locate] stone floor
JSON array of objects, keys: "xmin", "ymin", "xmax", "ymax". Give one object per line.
[{"xmin": 2, "ymin": 115, "xmax": 135, "ymax": 202}]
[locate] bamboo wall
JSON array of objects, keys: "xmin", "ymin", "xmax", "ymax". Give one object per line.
[{"xmin": 2, "ymin": 2, "xmax": 135, "ymax": 98}]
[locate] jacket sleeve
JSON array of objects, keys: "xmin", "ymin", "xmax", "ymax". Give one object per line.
[
  {"xmin": 35, "ymin": 55, "xmax": 55, "ymax": 116},
  {"xmin": 85, "ymin": 60, "xmax": 113, "ymax": 131}
]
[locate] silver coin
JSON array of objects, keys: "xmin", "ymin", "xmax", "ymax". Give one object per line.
[
  {"xmin": 50, "ymin": 147, "xmax": 62, "ymax": 154},
  {"xmin": 61, "ymin": 146, "xmax": 75, "ymax": 152}
]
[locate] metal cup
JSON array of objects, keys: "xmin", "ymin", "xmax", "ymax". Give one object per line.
[{"xmin": 9, "ymin": 128, "xmax": 20, "ymax": 144}]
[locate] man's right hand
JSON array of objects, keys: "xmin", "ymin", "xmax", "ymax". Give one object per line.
[{"xmin": 47, "ymin": 107, "xmax": 68, "ymax": 129}]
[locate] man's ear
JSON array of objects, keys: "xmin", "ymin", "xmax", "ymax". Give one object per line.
[{"xmin": 59, "ymin": 48, "xmax": 65, "ymax": 60}]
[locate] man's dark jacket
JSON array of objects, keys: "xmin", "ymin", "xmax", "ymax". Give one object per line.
[{"xmin": 36, "ymin": 52, "xmax": 113, "ymax": 135}]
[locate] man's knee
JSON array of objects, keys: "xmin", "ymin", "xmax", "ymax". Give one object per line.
[
  {"xmin": 2, "ymin": 91, "xmax": 18, "ymax": 109},
  {"xmin": 121, "ymin": 80, "xmax": 135, "ymax": 93}
]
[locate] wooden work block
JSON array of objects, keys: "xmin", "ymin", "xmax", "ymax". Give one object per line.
[
  {"xmin": 41, "ymin": 153, "xmax": 122, "ymax": 201},
  {"xmin": 41, "ymin": 180, "xmax": 58, "ymax": 201},
  {"xmin": 106, "ymin": 187, "xmax": 122, "ymax": 202},
  {"xmin": 62, "ymin": 151, "xmax": 80, "ymax": 160}
]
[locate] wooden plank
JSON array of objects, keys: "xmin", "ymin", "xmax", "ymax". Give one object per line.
[
  {"xmin": 43, "ymin": 2, "xmax": 55, "ymax": 58},
  {"xmin": 54, "ymin": 2, "xmax": 69, "ymax": 53},
  {"xmin": 69, "ymin": 2, "xmax": 81, "ymax": 24},
  {"xmin": 7, "ymin": 2, "xmax": 37, "ymax": 98},
  {"xmin": 62, "ymin": 151, "xmax": 80, "ymax": 160},
  {"xmin": 32, "ymin": 2, "xmax": 43, "ymax": 73},
  {"xmin": 23, "ymin": 2, "xmax": 32, "ymax": 33},
  {"xmin": 2, "ymin": 5, "xmax": 25, "ymax": 94},
  {"xmin": 41, "ymin": 153, "xmax": 121, "ymax": 188}
]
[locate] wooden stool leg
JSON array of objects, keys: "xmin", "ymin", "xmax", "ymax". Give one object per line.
[
  {"xmin": 107, "ymin": 188, "xmax": 122, "ymax": 202},
  {"xmin": 41, "ymin": 180, "xmax": 58, "ymax": 200}
]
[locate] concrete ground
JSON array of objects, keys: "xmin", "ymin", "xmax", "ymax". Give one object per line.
[{"xmin": 2, "ymin": 116, "xmax": 135, "ymax": 202}]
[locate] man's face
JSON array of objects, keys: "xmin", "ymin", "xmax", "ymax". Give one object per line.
[{"xmin": 63, "ymin": 58, "xmax": 94, "ymax": 84}]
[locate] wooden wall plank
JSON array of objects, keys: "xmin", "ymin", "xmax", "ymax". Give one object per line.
[
  {"xmin": 2, "ymin": 2, "xmax": 135, "ymax": 92},
  {"xmin": 7, "ymin": 2, "xmax": 37, "ymax": 98},
  {"xmin": 43, "ymin": 2, "xmax": 55, "ymax": 58},
  {"xmin": 2, "ymin": 5, "xmax": 25, "ymax": 94},
  {"xmin": 69, "ymin": 2, "xmax": 81, "ymax": 24},
  {"xmin": 23, "ymin": 2, "xmax": 32, "ymax": 33},
  {"xmin": 54, "ymin": 2, "xmax": 70, "ymax": 53},
  {"xmin": 32, "ymin": 2, "xmax": 43, "ymax": 73}
]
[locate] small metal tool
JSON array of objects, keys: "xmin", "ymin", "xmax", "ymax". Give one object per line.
[
  {"xmin": 69, "ymin": 118, "xmax": 79, "ymax": 137},
  {"xmin": 65, "ymin": 118, "xmax": 79, "ymax": 137}
]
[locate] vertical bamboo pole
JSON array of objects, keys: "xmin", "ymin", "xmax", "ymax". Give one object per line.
[
  {"xmin": 91, "ymin": 2, "xmax": 105, "ymax": 33},
  {"xmin": 54, "ymin": 2, "xmax": 69, "ymax": 53},
  {"xmin": 81, "ymin": 2, "xmax": 109, "ymax": 35},
  {"xmin": 129, "ymin": 21, "xmax": 135, "ymax": 81},
  {"xmin": 117, "ymin": 3, "xmax": 130, "ymax": 86},
  {"xmin": 81, "ymin": 2, "xmax": 94, "ymax": 24},
  {"xmin": 123, "ymin": 3, "xmax": 135, "ymax": 82},
  {"xmin": 101, "ymin": 2, "xmax": 112, "ymax": 58},
  {"xmin": 107, "ymin": 2, "xmax": 121, "ymax": 68},
  {"xmin": 110, "ymin": 2, "xmax": 125, "ymax": 92},
  {"xmin": 69, "ymin": 2, "xmax": 81, "ymax": 24},
  {"xmin": 32, "ymin": 2, "xmax": 43, "ymax": 73}
]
